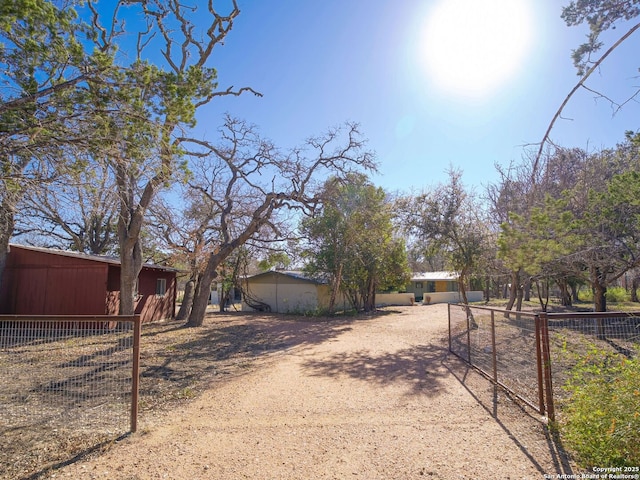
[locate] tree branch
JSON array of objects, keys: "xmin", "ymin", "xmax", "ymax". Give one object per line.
[{"xmin": 533, "ymin": 20, "xmax": 640, "ymax": 180}]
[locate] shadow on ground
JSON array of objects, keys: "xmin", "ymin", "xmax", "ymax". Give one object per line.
[
  {"xmin": 441, "ymin": 354, "xmax": 576, "ymax": 476},
  {"xmin": 301, "ymin": 343, "xmax": 450, "ymax": 397},
  {"xmin": 137, "ymin": 312, "xmax": 359, "ymax": 403},
  {"xmin": 8, "ymin": 311, "xmax": 359, "ymax": 480}
]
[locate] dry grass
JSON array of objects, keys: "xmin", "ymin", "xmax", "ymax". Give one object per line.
[{"xmin": 0, "ymin": 310, "xmax": 360, "ymax": 480}]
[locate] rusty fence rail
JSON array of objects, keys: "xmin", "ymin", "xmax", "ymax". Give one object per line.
[
  {"xmin": 0, "ymin": 315, "xmax": 141, "ymax": 479},
  {"xmin": 448, "ymin": 305, "xmax": 640, "ymax": 422}
]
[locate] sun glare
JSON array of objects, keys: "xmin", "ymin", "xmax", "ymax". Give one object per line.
[{"xmin": 420, "ymin": 0, "xmax": 534, "ymax": 98}]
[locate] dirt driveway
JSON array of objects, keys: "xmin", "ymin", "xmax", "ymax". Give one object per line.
[{"xmin": 51, "ymin": 304, "xmax": 575, "ymax": 479}]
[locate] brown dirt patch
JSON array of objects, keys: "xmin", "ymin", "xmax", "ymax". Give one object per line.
[{"xmin": 11, "ymin": 305, "xmax": 578, "ymax": 479}]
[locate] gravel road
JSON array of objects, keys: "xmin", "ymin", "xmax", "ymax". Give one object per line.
[{"xmin": 51, "ymin": 304, "xmax": 576, "ymax": 479}]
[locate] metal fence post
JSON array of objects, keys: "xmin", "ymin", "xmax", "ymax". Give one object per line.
[
  {"xmin": 131, "ymin": 315, "xmax": 141, "ymax": 433},
  {"xmin": 448, "ymin": 303, "xmax": 452, "ymax": 353},
  {"xmin": 539, "ymin": 312, "xmax": 555, "ymax": 422},
  {"xmin": 490, "ymin": 310, "xmax": 498, "ymax": 383},
  {"xmin": 465, "ymin": 305, "xmax": 472, "ymax": 364},
  {"xmin": 534, "ymin": 314, "xmax": 545, "ymax": 416}
]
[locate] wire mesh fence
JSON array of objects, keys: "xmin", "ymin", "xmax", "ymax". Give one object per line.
[
  {"xmin": 448, "ymin": 304, "xmax": 544, "ymax": 413},
  {"xmin": 0, "ymin": 315, "xmax": 140, "ymax": 479},
  {"xmin": 545, "ymin": 312, "xmax": 640, "ymax": 412},
  {"xmin": 449, "ymin": 305, "xmax": 640, "ymax": 423}
]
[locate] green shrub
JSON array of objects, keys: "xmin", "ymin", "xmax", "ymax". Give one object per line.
[
  {"xmin": 576, "ymin": 286, "xmax": 630, "ymax": 303},
  {"xmin": 561, "ymin": 346, "xmax": 640, "ymax": 468},
  {"xmin": 576, "ymin": 286, "xmax": 593, "ymax": 302},
  {"xmin": 606, "ymin": 286, "xmax": 630, "ymax": 303}
]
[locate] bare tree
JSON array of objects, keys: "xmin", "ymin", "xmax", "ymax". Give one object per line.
[
  {"xmin": 14, "ymin": 159, "xmax": 118, "ymax": 254},
  {"xmin": 399, "ymin": 169, "xmax": 489, "ymax": 306},
  {"xmin": 533, "ymin": 2, "xmax": 640, "ymax": 177},
  {"xmin": 146, "ymin": 160, "xmax": 226, "ymax": 320},
  {"xmin": 176, "ymin": 116, "xmax": 376, "ymax": 327},
  {"xmin": 146, "ymin": 203, "xmax": 208, "ymax": 320}
]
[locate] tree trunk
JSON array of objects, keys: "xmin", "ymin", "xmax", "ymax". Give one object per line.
[
  {"xmin": 632, "ymin": 275, "xmax": 640, "ymax": 303},
  {"xmin": 593, "ymin": 280, "xmax": 607, "ymax": 339},
  {"xmin": 591, "ymin": 266, "xmax": 607, "ymax": 313},
  {"xmin": 363, "ymin": 275, "xmax": 376, "ymax": 312},
  {"xmin": 458, "ymin": 273, "xmax": 478, "ymax": 328},
  {"xmin": 516, "ymin": 284, "xmax": 524, "ymax": 311},
  {"xmin": 535, "ymin": 279, "xmax": 550, "ymax": 312},
  {"xmin": 0, "ymin": 241, "xmax": 8, "ymax": 289},
  {"xmin": 114, "ymin": 157, "xmax": 162, "ymax": 316},
  {"xmin": 185, "ymin": 259, "xmax": 217, "ymax": 327},
  {"xmin": 523, "ymin": 277, "xmax": 531, "ymax": 302},
  {"xmin": 185, "ymin": 195, "xmax": 280, "ymax": 326},
  {"xmin": 570, "ymin": 282, "xmax": 579, "ymax": 303},
  {"xmin": 458, "ymin": 273, "xmax": 469, "ymax": 305},
  {"xmin": 557, "ymin": 278, "xmax": 572, "ymax": 307},
  {"xmin": 505, "ymin": 269, "xmax": 520, "ymax": 311},
  {"xmin": 0, "ymin": 207, "xmax": 15, "ymax": 289},
  {"xmin": 593, "ymin": 282, "xmax": 607, "ymax": 312},
  {"xmin": 483, "ymin": 275, "xmax": 490, "ymax": 302},
  {"xmin": 119, "ymin": 239, "xmax": 143, "ymax": 315},
  {"xmin": 176, "ymin": 277, "xmax": 196, "ymax": 321},
  {"xmin": 0, "ymin": 186, "xmax": 23, "ymax": 289},
  {"xmin": 328, "ymin": 263, "xmax": 343, "ymax": 314},
  {"xmin": 218, "ymin": 282, "xmax": 229, "ymax": 313}
]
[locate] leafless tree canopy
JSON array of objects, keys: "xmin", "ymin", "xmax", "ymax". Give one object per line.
[{"xmin": 179, "ymin": 116, "xmax": 376, "ymax": 326}]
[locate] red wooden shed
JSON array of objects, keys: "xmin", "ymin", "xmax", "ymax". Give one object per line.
[{"xmin": 0, "ymin": 244, "xmax": 177, "ymax": 324}]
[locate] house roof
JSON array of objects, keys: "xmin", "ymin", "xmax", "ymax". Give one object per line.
[
  {"xmin": 247, "ymin": 270, "xmax": 459, "ymax": 283},
  {"xmin": 9, "ymin": 243, "xmax": 178, "ymax": 272},
  {"xmin": 411, "ymin": 271, "xmax": 458, "ymax": 281},
  {"xmin": 247, "ymin": 270, "xmax": 329, "ymax": 284}
]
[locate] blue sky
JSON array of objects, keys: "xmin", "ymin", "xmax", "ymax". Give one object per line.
[{"xmin": 198, "ymin": 0, "xmax": 640, "ymax": 193}]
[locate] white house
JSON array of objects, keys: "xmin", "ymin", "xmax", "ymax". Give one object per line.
[{"xmin": 405, "ymin": 272, "xmax": 483, "ymax": 304}]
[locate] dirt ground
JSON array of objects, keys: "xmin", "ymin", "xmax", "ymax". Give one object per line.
[{"xmin": 44, "ymin": 304, "xmax": 577, "ymax": 479}]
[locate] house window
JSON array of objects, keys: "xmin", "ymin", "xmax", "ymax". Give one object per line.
[
  {"xmin": 156, "ymin": 278, "xmax": 167, "ymax": 296},
  {"xmin": 415, "ymin": 282, "xmax": 423, "ymax": 289}
]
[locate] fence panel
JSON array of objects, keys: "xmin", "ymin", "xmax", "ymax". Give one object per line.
[
  {"xmin": 0, "ymin": 315, "xmax": 140, "ymax": 480},
  {"xmin": 448, "ymin": 304, "xmax": 544, "ymax": 414},
  {"xmin": 450, "ymin": 306, "xmax": 640, "ymax": 424},
  {"xmin": 545, "ymin": 312, "xmax": 640, "ymax": 417}
]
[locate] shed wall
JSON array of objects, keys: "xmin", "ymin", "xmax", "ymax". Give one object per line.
[
  {"xmin": 406, "ymin": 279, "xmax": 458, "ymax": 301},
  {"xmin": 243, "ymin": 272, "xmax": 321, "ymax": 313},
  {"xmin": 0, "ymin": 246, "xmax": 177, "ymax": 323},
  {"xmin": 316, "ymin": 285, "xmax": 350, "ymax": 312},
  {"xmin": 135, "ymin": 268, "xmax": 177, "ymax": 323},
  {"xmin": 105, "ymin": 266, "xmax": 176, "ymax": 323},
  {"xmin": 0, "ymin": 248, "xmax": 108, "ymax": 315}
]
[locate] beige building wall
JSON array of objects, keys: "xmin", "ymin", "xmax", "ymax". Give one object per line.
[
  {"xmin": 244, "ymin": 272, "xmax": 422, "ymax": 313},
  {"xmin": 316, "ymin": 285, "xmax": 350, "ymax": 312},
  {"xmin": 421, "ymin": 290, "xmax": 483, "ymax": 304},
  {"xmin": 376, "ymin": 293, "xmax": 415, "ymax": 306},
  {"xmin": 243, "ymin": 272, "xmax": 320, "ymax": 313}
]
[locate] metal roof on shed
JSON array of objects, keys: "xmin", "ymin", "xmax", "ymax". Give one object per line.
[
  {"xmin": 246, "ymin": 270, "xmax": 329, "ymax": 284},
  {"xmin": 8, "ymin": 244, "xmax": 177, "ymax": 272}
]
